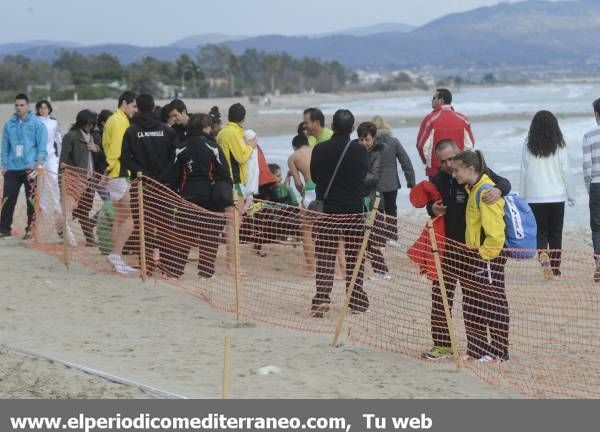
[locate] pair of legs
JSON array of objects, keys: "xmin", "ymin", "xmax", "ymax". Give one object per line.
[
  {"xmin": 39, "ymin": 160, "xmax": 63, "ymax": 234},
  {"xmin": 106, "ymin": 178, "xmax": 135, "ymax": 274},
  {"xmin": 462, "ymin": 253, "xmax": 510, "ymax": 360},
  {"xmin": 169, "ymin": 198, "xmax": 226, "ymax": 278},
  {"xmin": 0, "ymin": 170, "xmax": 35, "ymax": 236},
  {"xmin": 366, "ymin": 212, "xmax": 388, "ymax": 275},
  {"xmin": 72, "ymin": 176, "xmax": 104, "ymax": 246},
  {"xmin": 589, "ymin": 184, "xmax": 600, "ymax": 281},
  {"xmin": 429, "ymin": 245, "xmax": 464, "ymax": 350},
  {"xmin": 312, "ymin": 213, "xmax": 368, "ymax": 315},
  {"xmin": 382, "ymin": 190, "xmax": 398, "ymax": 242},
  {"xmin": 529, "ymin": 202, "xmax": 564, "ymax": 276},
  {"xmin": 225, "ymin": 186, "xmax": 250, "ymax": 274}
]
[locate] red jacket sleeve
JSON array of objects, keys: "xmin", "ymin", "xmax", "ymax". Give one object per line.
[{"xmin": 416, "ymin": 114, "xmax": 432, "ymax": 164}]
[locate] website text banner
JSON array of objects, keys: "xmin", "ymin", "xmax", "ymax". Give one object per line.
[{"xmin": 2, "ymin": 400, "xmax": 598, "ymax": 432}]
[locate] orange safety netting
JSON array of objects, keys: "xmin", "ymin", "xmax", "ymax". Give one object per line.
[{"xmin": 3, "ymin": 166, "xmax": 600, "ymax": 399}]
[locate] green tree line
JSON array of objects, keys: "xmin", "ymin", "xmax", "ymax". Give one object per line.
[{"xmin": 0, "ymin": 45, "xmax": 348, "ymax": 102}]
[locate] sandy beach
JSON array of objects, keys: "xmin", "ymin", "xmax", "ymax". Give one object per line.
[
  {"xmin": 0, "ymin": 232, "xmax": 521, "ymax": 399},
  {"xmin": 1, "ymin": 85, "xmax": 597, "ymax": 399}
]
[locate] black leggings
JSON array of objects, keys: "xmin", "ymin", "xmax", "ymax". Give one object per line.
[{"xmin": 529, "ymin": 202, "xmax": 564, "ymax": 272}]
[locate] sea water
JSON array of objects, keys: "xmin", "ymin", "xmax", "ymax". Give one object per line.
[{"xmin": 258, "ymin": 83, "xmax": 600, "ymax": 226}]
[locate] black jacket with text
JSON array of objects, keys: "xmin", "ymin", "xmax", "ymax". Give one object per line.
[{"xmin": 120, "ymin": 112, "xmax": 179, "ymax": 183}]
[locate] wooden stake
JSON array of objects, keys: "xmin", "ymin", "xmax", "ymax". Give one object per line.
[
  {"xmin": 331, "ymin": 195, "xmax": 381, "ymax": 347},
  {"xmin": 427, "ymin": 218, "xmax": 461, "ymax": 369},
  {"xmin": 232, "ymin": 190, "xmax": 242, "ymax": 321},
  {"xmin": 60, "ymin": 169, "xmax": 69, "ymax": 269},
  {"xmin": 137, "ymin": 172, "xmax": 147, "ymax": 282},
  {"xmin": 222, "ymin": 335, "xmax": 232, "ymax": 399}
]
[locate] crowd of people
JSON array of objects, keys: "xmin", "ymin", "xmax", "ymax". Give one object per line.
[{"xmin": 2, "ymin": 88, "xmax": 600, "ymax": 364}]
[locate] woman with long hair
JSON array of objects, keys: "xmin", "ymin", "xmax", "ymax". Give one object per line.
[
  {"xmin": 35, "ymin": 100, "xmax": 63, "ymax": 238},
  {"xmin": 59, "ymin": 109, "xmax": 100, "ymax": 246},
  {"xmin": 371, "ymin": 115, "xmax": 415, "ymax": 243},
  {"xmin": 520, "ymin": 110, "xmax": 575, "ymax": 278},
  {"xmin": 452, "ymin": 150, "xmax": 509, "ymax": 363}
]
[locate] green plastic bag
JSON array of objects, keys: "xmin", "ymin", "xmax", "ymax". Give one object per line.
[{"xmin": 96, "ymin": 201, "xmax": 114, "ymax": 255}]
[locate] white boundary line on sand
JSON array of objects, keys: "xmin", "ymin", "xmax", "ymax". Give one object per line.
[{"xmin": 1, "ymin": 343, "xmax": 190, "ymax": 399}]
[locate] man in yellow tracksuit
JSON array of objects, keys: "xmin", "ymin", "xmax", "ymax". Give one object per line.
[
  {"xmin": 217, "ymin": 103, "xmax": 255, "ymax": 195},
  {"xmin": 216, "ymin": 103, "xmax": 255, "ymax": 273},
  {"xmin": 102, "ymin": 91, "xmax": 137, "ymax": 274},
  {"xmin": 453, "ymin": 150, "xmax": 510, "ymax": 363}
]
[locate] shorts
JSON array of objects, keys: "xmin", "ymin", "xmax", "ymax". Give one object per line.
[
  {"xmin": 302, "ymin": 189, "xmax": 317, "ymax": 208},
  {"xmin": 302, "ymin": 181, "xmax": 317, "ymax": 209},
  {"xmin": 234, "ymin": 183, "xmax": 244, "ymax": 199},
  {"xmin": 106, "ymin": 177, "xmax": 129, "ymax": 201}
]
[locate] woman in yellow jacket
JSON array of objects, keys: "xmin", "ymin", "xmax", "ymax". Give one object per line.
[{"xmin": 452, "ymin": 150, "xmax": 510, "ymax": 363}]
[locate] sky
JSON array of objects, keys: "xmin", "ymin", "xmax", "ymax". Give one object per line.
[{"xmin": 1, "ymin": 0, "xmax": 553, "ymax": 46}]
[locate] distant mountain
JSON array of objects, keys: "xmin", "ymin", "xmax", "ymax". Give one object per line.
[
  {"xmin": 169, "ymin": 34, "xmax": 247, "ymax": 49},
  {"xmin": 313, "ymin": 22, "xmax": 415, "ymax": 37},
  {"xmin": 2, "ymin": 0, "xmax": 600, "ymax": 71},
  {"xmin": 13, "ymin": 44, "xmax": 192, "ymax": 64},
  {"xmin": 0, "ymin": 40, "xmax": 81, "ymax": 56},
  {"xmin": 223, "ymin": 0, "xmax": 600, "ymax": 69}
]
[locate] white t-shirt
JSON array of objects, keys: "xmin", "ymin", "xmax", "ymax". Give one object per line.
[
  {"xmin": 519, "ymin": 144, "xmax": 575, "ymax": 203},
  {"xmin": 243, "ymin": 148, "xmax": 260, "ymax": 196}
]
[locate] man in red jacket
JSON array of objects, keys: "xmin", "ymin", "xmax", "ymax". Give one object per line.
[{"xmin": 416, "ymin": 88, "xmax": 475, "ymax": 177}]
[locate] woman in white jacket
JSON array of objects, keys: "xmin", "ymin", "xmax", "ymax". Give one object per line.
[
  {"xmin": 520, "ymin": 110, "xmax": 575, "ymax": 278},
  {"xmin": 36, "ymin": 100, "xmax": 63, "ymax": 235}
]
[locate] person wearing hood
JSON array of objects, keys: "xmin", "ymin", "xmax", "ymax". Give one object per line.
[
  {"xmin": 357, "ymin": 122, "xmax": 389, "ymax": 279},
  {"xmin": 120, "ymin": 93, "xmax": 179, "ymax": 275},
  {"xmin": 1, "ymin": 93, "xmax": 47, "ymax": 238}
]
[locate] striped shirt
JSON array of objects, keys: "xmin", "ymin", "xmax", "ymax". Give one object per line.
[{"xmin": 583, "ymin": 126, "xmax": 600, "ymax": 191}]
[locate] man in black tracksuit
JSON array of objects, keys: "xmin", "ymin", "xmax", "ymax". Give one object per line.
[
  {"xmin": 120, "ymin": 94, "xmax": 180, "ymax": 275},
  {"xmin": 310, "ymin": 109, "xmax": 369, "ymax": 317},
  {"xmin": 422, "ymin": 139, "xmax": 511, "ymax": 359}
]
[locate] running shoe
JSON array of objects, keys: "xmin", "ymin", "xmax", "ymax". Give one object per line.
[
  {"xmin": 107, "ymin": 253, "xmax": 138, "ymax": 275},
  {"xmin": 0, "ymin": 231, "xmax": 11, "ymax": 238},
  {"xmin": 595, "ymin": 261, "xmax": 600, "ymax": 283},
  {"xmin": 539, "ymin": 252, "xmax": 553, "ymax": 280},
  {"xmin": 421, "ymin": 347, "xmax": 454, "ymax": 360},
  {"xmin": 310, "ymin": 303, "xmax": 330, "ymax": 318},
  {"xmin": 22, "ymin": 231, "xmax": 32, "ymax": 240}
]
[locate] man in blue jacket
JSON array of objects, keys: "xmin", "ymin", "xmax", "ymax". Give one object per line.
[{"xmin": 1, "ymin": 93, "xmax": 47, "ymax": 238}]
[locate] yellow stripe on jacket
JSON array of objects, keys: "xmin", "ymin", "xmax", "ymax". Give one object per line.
[
  {"xmin": 102, "ymin": 108, "xmax": 130, "ymax": 178},
  {"xmin": 216, "ymin": 122, "xmax": 252, "ymax": 185},
  {"xmin": 465, "ymin": 173, "xmax": 506, "ymax": 260}
]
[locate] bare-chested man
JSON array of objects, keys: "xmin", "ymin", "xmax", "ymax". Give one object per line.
[{"xmin": 288, "ymin": 134, "xmax": 316, "ymax": 275}]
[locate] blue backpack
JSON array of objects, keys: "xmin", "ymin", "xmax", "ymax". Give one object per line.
[{"xmin": 476, "ymin": 184, "xmax": 537, "ymax": 259}]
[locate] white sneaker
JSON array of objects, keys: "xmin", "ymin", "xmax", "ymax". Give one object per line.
[
  {"xmin": 108, "ymin": 254, "xmax": 138, "ymax": 275},
  {"xmin": 370, "ymin": 272, "xmax": 392, "ymax": 281},
  {"xmin": 65, "ymin": 226, "xmax": 77, "ymax": 247},
  {"xmin": 477, "ymin": 355, "xmax": 496, "ymax": 363}
]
